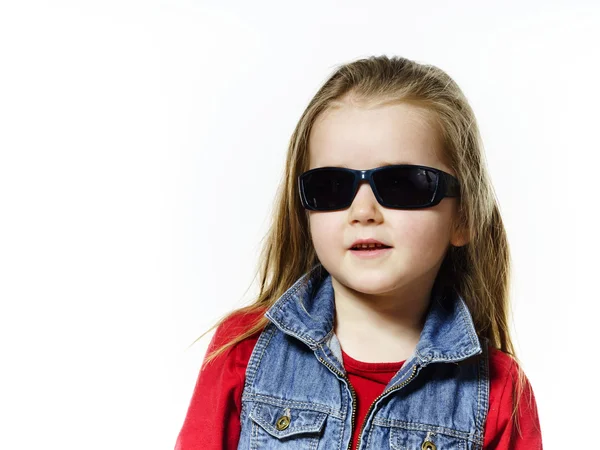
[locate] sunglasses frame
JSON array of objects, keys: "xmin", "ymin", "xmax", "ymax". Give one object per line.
[{"xmin": 298, "ymin": 164, "xmax": 460, "ymax": 211}]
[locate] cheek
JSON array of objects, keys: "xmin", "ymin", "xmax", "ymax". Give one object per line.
[
  {"xmin": 394, "ymin": 212, "xmax": 452, "ymax": 257},
  {"xmin": 308, "ymin": 213, "xmax": 343, "ymax": 252}
]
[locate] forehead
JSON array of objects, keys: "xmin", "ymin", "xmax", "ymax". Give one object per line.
[{"xmin": 308, "ymin": 102, "xmax": 448, "ymax": 171}]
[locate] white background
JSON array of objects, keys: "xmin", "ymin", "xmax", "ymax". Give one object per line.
[{"xmin": 0, "ymin": 1, "xmax": 598, "ymax": 449}]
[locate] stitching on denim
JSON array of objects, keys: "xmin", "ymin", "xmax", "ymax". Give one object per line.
[
  {"xmin": 335, "ymin": 410, "xmax": 344, "ymax": 450},
  {"xmin": 252, "ymin": 403, "xmax": 327, "ymax": 433},
  {"xmin": 373, "ymin": 420, "xmax": 478, "ymax": 443},
  {"xmin": 250, "ymin": 417, "xmax": 257, "ymax": 450},
  {"xmin": 251, "ymin": 420, "xmax": 321, "ymax": 448},
  {"xmin": 416, "ymin": 295, "xmax": 482, "ymax": 363},
  {"xmin": 242, "ymin": 321, "xmax": 276, "ymax": 393},
  {"xmin": 250, "ymin": 413, "xmax": 322, "ymax": 447},
  {"xmin": 456, "ymin": 296, "xmax": 479, "ymax": 349},
  {"xmin": 423, "ymin": 298, "xmax": 480, "ymax": 363},
  {"xmin": 320, "ymin": 327, "xmax": 335, "ymax": 348},
  {"xmin": 389, "ymin": 426, "xmax": 471, "ymax": 450},
  {"xmin": 242, "ymin": 393, "xmax": 340, "ymax": 418},
  {"xmin": 362, "ymin": 418, "xmax": 377, "ymax": 449},
  {"xmin": 476, "ymin": 342, "xmax": 482, "ymax": 446},
  {"xmin": 271, "ymin": 318, "xmax": 319, "ymax": 347},
  {"xmin": 389, "ymin": 427, "xmax": 400, "ymax": 450},
  {"xmin": 264, "ymin": 279, "xmax": 304, "ymax": 315},
  {"xmin": 248, "ymin": 404, "xmax": 325, "ymax": 447},
  {"xmin": 315, "ymin": 342, "xmax": 349, "ymax": 450},
  {"xmin": 240, "ymin": 399, "xmax": 247, "ymax": 424},
  {"xmin": 264, "ymin": 278, "xmax": 324, "ymax": 347},
  {"xmin": 427, "ymin": 351, "xmax": 474, "ymax": 362},
  {"xmin": 309, "ymin": 434, "xmax": 319, "ymax": 450},
  {"xmin": 317, "ymin": 339, "xmax": 345, "ymax": 376},
  {"xmin": 265, "ymin": 270, "xmax": 315, "ymax": 318},
  {"xmin": 264, "ymin": 267, "xmax": 331, "ymax": 347},
  {"xmin": 473, "ymin": 336, "xmax": 490, "ymax": 450}
]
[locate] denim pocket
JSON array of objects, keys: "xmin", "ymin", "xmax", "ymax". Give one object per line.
[
  {"xmin": 249, "ymin": 401, "xmax": 328, "ymax": 448},
  {"xmin": 389, "ymin": 427, "xmax": 470, "ymax": 450}
]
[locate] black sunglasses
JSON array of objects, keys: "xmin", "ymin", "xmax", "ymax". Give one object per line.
[{"xmin": 298, "ymin": 164, "xmax": 460, "ymax": 211}]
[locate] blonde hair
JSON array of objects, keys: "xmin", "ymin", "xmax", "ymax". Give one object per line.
[{"xmin": 190, "ymin": 55, "xmax": 533, "ymax": 435}]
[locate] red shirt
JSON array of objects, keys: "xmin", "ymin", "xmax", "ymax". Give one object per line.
[
  {"xmin": 175, "ymin": 310, "xmax": 543, "ymax": 449},
  {"xmin": 341, "ymin": 347, "xmax": 406, "ymax": 450}
]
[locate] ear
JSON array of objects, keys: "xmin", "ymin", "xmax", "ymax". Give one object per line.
[
  {"xmin": 450, "ymin": 229, "xmax": 470, "ymax": 247},
  {"xmin": 450, "ymin": 218, "xmax": 470, "ymax": 247}
]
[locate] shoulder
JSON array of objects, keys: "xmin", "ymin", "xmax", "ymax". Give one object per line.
[
  {"xmin": 486, "ymin": 344, "xmax": 540, "ymax": 424},
  {"xmin": 176, "ymin": 307, "xmax": 269, "ymax": 450},
  {"xmin": 484, "ymin": 346, "xmax": 543, "ymax": 447},
  {"xmin": 487, "ymin": 345, "xmax": 531, "ymax": 391},
  {"xmin": 488, "ymin": 345, "xmax": 518, "ymax": 381},
  {"xmin": 205, "ymin": 306, "xmax": 269, "ymax": 361}
]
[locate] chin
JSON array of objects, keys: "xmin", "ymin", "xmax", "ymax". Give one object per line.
[{"xmin": 339, "ymin": 269, "xmax": 400, "ymax": 290}]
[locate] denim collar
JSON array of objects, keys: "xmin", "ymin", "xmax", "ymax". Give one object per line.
[{"xmin": 264, "ymin": 263, "xmax": 482, "ymax": 365}]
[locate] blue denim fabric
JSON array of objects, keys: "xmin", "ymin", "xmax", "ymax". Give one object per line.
[{"xmin": 238, "ymin": 264, "xmax": 489, "ymax": 450}]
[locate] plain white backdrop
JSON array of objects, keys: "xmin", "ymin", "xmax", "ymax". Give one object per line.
[{"xmin": 0, "ymin": 1, "xmax": 598, "ymax": 449}]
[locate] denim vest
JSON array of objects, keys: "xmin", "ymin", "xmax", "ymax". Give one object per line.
[{"xmin": 237, "ymin": 264, "xmax": 489, "ymax": 450}]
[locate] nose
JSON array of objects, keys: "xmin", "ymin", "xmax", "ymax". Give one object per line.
[{"xmin": 348, "ymin": 181, "xmax": 383, "ymax": 221}]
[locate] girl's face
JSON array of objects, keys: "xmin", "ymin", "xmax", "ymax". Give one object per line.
[{"xmin": 307, "ymin": 101, "xmax": 467, "ymax": 296}]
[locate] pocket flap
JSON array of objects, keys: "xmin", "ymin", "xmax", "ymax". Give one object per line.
[
  {"xmin": 390, "ymin": 426, "xmax": 470, "ymax": 450},
  {"xmin": 249, "ymin": 402, "xmax": 328, "ymax": 439}
]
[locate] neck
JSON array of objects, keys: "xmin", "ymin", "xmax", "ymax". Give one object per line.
[{"xmin": 331, "ymin": 274, "xmax": 437, "ymax": 363}]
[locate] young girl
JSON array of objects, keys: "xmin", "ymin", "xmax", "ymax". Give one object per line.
[{"xmin": 175, "ymin": 55, "xmax": 543, "ymax": 450}]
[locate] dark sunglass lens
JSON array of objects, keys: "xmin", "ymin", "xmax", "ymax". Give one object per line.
[
  {"xmin": 373, "ymin": 167, "xmax": 438, "ymax": 207},
  {"xmin": 302, "ymin": 169, "xmax": 355, "ymax": 210}
]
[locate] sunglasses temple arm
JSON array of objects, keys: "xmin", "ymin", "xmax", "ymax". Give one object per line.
[{"xmin": 442, "ymin": 173, "xmax": 461, "ymax": 197}]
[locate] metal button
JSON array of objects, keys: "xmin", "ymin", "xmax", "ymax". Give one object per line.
[
  {"xmin": 421, "ymin": 431, "xmax": 437, "ymax": 450},
  {"xmin": 276, "ymin": 415, "xmax": 290, "ymax": 430}
]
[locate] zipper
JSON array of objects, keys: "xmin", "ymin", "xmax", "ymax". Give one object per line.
[
  {"xmin": 317, "ymin": 356, "xmax": 358, "ymax": 450},
  {"xmin": 354, "ymin": 363, "xmax": 419, "ymax": 450},
  {"xmin": 318, "ymin": 356, "xmax": 419, "ymax": 450}
]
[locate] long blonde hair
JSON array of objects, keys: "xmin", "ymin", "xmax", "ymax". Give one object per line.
[{"xmin": 190, "ymin": 55, "xmax": 532, "ymax": 434}]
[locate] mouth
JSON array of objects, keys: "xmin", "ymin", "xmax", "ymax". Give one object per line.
[
  {"xmin": 349, "ymin": 244, "xmax": 393, "ymax": 259},
  {"xmin": 349, "ymin": 244, "xmax": 393, "ymax": 251}
]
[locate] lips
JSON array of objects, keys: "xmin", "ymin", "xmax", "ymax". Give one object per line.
[
  {"xmin": 349, "ymin": 238, "xmax": 392, "ymax": 249},
  {"xmin": 351, "ymin": 245, "xmax": 392, "ymax": 250}
]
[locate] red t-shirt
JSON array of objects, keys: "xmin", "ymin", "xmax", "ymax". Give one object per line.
[
  {"xmin": 175, "ymin": 310, "xmax": 543, "ymax": 450},
  {"xmin": 341, "ymin": 347, "xmax": 406, "ymax": 450}
]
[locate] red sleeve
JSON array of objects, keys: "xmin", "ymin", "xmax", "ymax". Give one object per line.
[
  {"xmin": 174, "ymin": 311, "xmax": 262, "ymax": 450},
  {"xmin": 484, "ymin": 347, "xmax": 543, "ymax": 449}
]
